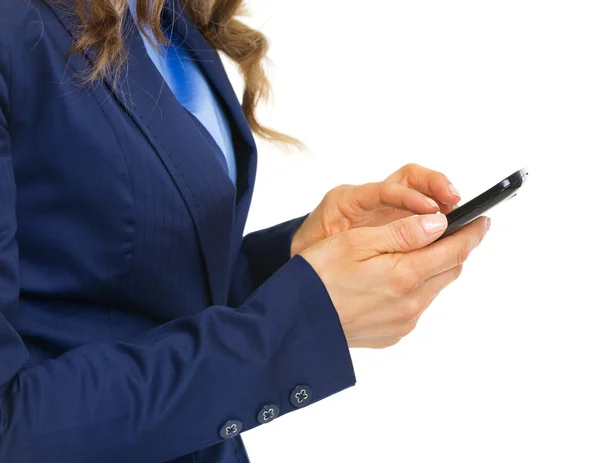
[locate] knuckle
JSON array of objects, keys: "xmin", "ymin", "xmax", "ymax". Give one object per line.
[
  {"xmin": 379, "ymin": 181, "xmax": 396, "ymax": 199},
  {"xmin": 326, "ymin": 184, "xmax": 351, "ymax": 202},
  {"xmin": 405, "ymin": 299, "xmax": 423, "ymax": 320},
  {"xmin": 394, "ymin": 320, "xmax": 417, "ymax": 338},
  {"xmin": 394, "ymin": 310, "xmax": 412, "ymax": 324},
  {"xmin": 441, "ymin": 264, "xmax": 464, "ymax": 285},
  {"xmin": 451, "ymin": 264, "xmax": 464, "ymax": 281},
  {"xmin": 404, "ymin": 321, "xmax": 418, "ymax": 335},
  {"xmin": 390, "ymin": 221, "xmax": 415, "ymax": 250},
  {"xmin": 335, "ymin": 183, "xmax": 353, "ymax": 193},
  {"xmin": 452, "ymin": 243, "xmax": 471, "ymax": 265},
  {"xmin": 395, "ymin": 299, "xmax": 422, "ymax": 323},
  {"xmin": 466, "ymin": 222, "xmax": 486, "ymax": 247},
  {"xmin": 395, "ymin": 163, "xmax": 417, "ymax": 182},
  {"xmin": 393, "ymin": 268, "xmax": 422, "ymax": 294}
]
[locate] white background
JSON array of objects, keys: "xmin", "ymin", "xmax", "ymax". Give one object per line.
[{"xmin": 224, "ymin": 1, "xmax": 600, "ymax": 461}]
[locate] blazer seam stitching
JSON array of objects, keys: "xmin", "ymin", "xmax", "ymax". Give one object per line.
[{"xmin": 135, "ymin": 111, "xmax": 215, "ymax": 251}]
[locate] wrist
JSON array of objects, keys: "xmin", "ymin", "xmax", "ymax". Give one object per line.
[
  {"xmin": 290, "ymin": 219, "xmax": 309, "ymax": 258},
  {"xmin": 290, "ymin": 211, "xmax": 323, "ymax": 258}
]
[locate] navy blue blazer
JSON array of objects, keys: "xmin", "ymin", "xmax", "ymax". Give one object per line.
[{"xmin": 0, "ymin": 1, "xmax": 356, "ymax": 461}]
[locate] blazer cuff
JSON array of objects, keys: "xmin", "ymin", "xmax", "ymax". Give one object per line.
[
  {"xmin": 239, "ymin": 253, "xmax": 356, "ymax": 425},
  {"xmin": 241, "ymin": 214, "xmax": 309, "ymax": 288}
]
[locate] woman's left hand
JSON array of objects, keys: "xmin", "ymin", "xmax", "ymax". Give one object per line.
[{"xmin": 291, "ymin": 163, "xmax": 462, "ymax": 256}]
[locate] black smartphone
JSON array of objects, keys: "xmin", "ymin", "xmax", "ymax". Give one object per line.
[{"xmin": 439, "ymin": 168, "xmax": 529, "ymax": 239}]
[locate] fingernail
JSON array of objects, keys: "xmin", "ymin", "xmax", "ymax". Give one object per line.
[
  {"xmin": 421, "ymin": 214, "xmax": 448, "ymax": 233},
  {"xmin": 485, "ymin": 217, "xmax": 492, "ymax": 232},
  {"xmin": 448, "ymin": 184, "xmax": 460, "ymax": 198},
  {"xmin": 425, "ymin": 197, "xmax": 439, "ymax": 209},
  {"xmin": 451, "ymin": 203, "xmax": 460, "ymax": 211}
]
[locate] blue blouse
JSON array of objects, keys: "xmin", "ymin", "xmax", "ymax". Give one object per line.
[{"xmin": 129, "ymin": 2, "xmax": 237, "ymax": 184}]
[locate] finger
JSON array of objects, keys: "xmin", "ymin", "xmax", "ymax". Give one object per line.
[
  {"xmin": 351, "ymin": 264, "xmax": 465, "ymax": 347},
  {"xmin": 347, "ymin": 182, "xmax": 440, "ymax": 214},
  {"xmin": 406, "ymin": 216, "xmax": 490, "ymax": 280},
  {"xmin": 439, "ymin": 202, "xmax": 459, "ymax": 215},
  {"xmin": 409, "ymin": 264, "xmax": 464, "ymax": 319},
  {"xmin": 367, "ymin": 264, "xmax": 463, "ymax": 332},
  {"xmin": 350, "ymin": 208, "xmax": 413, "ymax": 229},
  {"xmin": 360, "ymin": 213, "xmax": 448, "ymax": 256},
  {"xmin": 388, "ymin": 163, "xmax": 461, "ymax": 206}
]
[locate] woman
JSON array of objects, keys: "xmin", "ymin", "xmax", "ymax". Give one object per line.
[{"xmin": 0, "ymin": 0, "xmax": 490, "ymax": 462}]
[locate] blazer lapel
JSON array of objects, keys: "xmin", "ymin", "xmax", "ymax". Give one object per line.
[{"xmin": 45, "ymin": 1, "xmax": 250, "ymax": 305}]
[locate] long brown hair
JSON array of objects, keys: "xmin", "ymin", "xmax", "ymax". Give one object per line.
[{"xmin": 65, "ymin": 0, "xmax": 297, "ymax": 145}]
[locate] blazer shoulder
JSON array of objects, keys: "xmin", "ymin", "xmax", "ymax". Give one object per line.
[
  {"xmin": 0, "ymin": 0, "xmax": 58, "ymax": 117},
  {"xmin": 0, "ymin": 0, "xmax": 52, "ymax": 46},
  {"xmin": 0, "ymin": 0, "xmax": 59, "ymax": 83}
]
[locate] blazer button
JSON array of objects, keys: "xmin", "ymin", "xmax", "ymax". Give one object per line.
[
  {"xmin": 219, "ymin": 419, "xmax": 243, "ymax": 439},
  {"xmin": 290, "ymin": 385, "xmax": 313, "ymax": 408},
  {"xmin": 257, "ymin": 404, "xmax": 280, "ymax": 424}
]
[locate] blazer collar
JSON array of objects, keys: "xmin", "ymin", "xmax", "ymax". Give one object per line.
[{"xmin": 46, "ymin": 0, "xmax": 258, "ymax": 305}]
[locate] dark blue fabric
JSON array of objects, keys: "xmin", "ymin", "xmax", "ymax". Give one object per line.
[{"xmin": 0, "ymin": 1, "xmax": 356, "ymax": 462}]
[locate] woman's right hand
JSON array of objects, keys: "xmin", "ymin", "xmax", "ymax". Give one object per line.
[{"xmin": 300, "ymin": 213, "xmax": 490, "ymax": 348}]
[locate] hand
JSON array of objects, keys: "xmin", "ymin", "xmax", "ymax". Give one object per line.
[
  {"xmin": 291, "ymin": 164, "xmax": 462, "ymax": 256},
  {"xmin": 300, "ymin": 213, "xmax": 490, "ymax": 348}
]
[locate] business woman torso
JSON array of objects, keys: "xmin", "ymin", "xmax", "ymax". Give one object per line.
[{"xmin": 0, "ymin": 1, "xmax": 356, "ymax": 461}]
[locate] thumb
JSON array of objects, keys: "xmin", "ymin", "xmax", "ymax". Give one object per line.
[{"xmin": 366, "ymin": 213, "xmax": 448, "ymax": 255}]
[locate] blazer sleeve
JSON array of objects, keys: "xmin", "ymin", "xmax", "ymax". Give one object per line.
[
  {"xmin": 228, "ymin": 215, "xmax": 309, "ymax": 306},
  {"xmin": 0, "ymin": 43, "xmax": 356, "ymax": 463}
]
